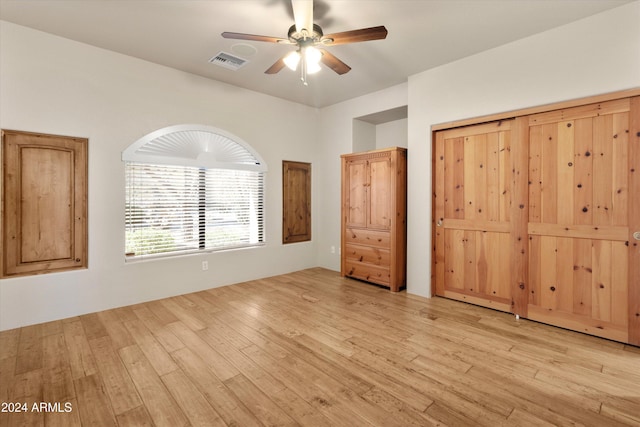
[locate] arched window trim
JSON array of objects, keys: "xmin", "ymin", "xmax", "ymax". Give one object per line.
[{"xmin": 122, "ymin": 124, "xmax": 267, "ymax": 172}]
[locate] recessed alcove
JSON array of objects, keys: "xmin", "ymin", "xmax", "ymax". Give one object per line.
[{"xmin": 352, "ymin": 105, "xmax": 408, "ymax": 152}]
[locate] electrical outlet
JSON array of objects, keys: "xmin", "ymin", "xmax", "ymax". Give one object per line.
[
  {"xmin": 202, "ymin": 261, "xmax": 208, "ymax": 271},
  {"xmin": 330, "ymin": 246, "xmax": 335, "ymax": 254}
]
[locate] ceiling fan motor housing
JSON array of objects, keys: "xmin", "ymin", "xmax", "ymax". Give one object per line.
[{"xmin": 288, "ymin": 24, "xmax": 325, "ymax": 46}]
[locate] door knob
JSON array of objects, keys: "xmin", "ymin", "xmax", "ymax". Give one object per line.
[
  {"xmin": 436, "ymin": 219, "xmax": 443, "ymax": 227},
  {"xmin": 634, "ymin": 231, "xmax": 640, "ymax": 241}
]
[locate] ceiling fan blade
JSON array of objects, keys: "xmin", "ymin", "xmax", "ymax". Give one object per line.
[
  {"xmin": 265, "ymin": 57, "xmax": 287, "ymax": 74},
  {"xmin": 322, "ymin": 26, "xmax": 388, "ymax": 45},
  {"xmin": 291, "ymin": 0, "xmax": 313, "ymax": 34},
  {"xmin": 221, "ymin": 32, "xmax": 290, "ymax": 44},
  {"xmin": 319, "ymin": 49, "xmax": 351, "ymax": 75}
]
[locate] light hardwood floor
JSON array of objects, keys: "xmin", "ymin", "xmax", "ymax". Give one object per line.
[{"xmin": 1, "ymin": 268, "xmax": 639, "ymax": 426}]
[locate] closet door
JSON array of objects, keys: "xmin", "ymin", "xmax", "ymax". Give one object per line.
[
  {"xmin": 434, "ymin": 121, "xmax": 514, "ymax": 312},
  {"xmin": 433, "ymin": 92, "xmax": 640, "ymax": 345},
  {"xmin": 526, "ymin": 98, "xmax": 639, "ymax": 343}
]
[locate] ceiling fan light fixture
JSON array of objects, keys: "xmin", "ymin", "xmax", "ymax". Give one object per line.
[
  {"xmin": 304, "ymin": 46, "xmax": 322, "ymax": 69},
  {"xmin": 284, "ymin": 50, "xmax": 301, "ymax": 71},
  {"xmin": 306, "ymin": 61, "xmax": 321, "ymax": 74}
]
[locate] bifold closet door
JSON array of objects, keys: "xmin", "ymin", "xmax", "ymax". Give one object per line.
[
  {"xmin": 433, "ymin": 121, "xmax": 515, "ymax": 312},
  {"xmin": 526, "ymin": 98, "xmax": 639, "ymax": 344}
]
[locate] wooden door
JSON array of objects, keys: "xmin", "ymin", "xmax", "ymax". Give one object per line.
[
  {"xmin": 434, "ymin": 121, "xmax": 515, "ymax": 312},
  {"xmin": 367, "ymin": 154, "xmax": 392, "ymax": 230},
  {"xmin": 2, "ymin": 130, "xmax": 88, "ymax": 276},
  {"xmin": 282, "ymin": 160, "xmax": 311, "ymax": 244},
  {"xmin": 526, "ymin": 98, "xmax": 638, "ymax": 343}
]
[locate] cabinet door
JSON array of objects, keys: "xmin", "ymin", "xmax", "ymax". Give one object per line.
[
  {"xmin": 282, "ymin": 160, "xmax": 311, "ymax": 244},
  {"xmin": 367, "ymin": 155, "xmax": 392, "ymax": 230},
  {"xmin": 526, "ymin": 98, "xmax": 638, "ymax": 343},
  {"xmin": 2, "ymin": 130, "xmax": 88, "ymax": 276},
  {"xmin": 343, "ymin": 158, "xmax": 368, "ymax": 229},
  {"xmin": 434, "ymin": 122, "xmax": 514, "ymax": 312}
]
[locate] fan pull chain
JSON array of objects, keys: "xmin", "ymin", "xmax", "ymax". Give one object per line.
[{"xmin": 301, "ymin": 57, "xmax": 308, "ymax": 86}]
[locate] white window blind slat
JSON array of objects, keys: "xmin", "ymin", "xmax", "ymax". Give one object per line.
[{"xmin": 125, "ymin": 162, "xmax": 265, "ymax": 259}]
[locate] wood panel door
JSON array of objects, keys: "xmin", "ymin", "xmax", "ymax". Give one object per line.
[
  {"xmin": 434, "ymin": 121, "xmax": 515, "ymax": 312},
  {"xmin": 282, "ymin": 160, "xmax": 311, "ymax": 244},
  {"xmin": 526, "ymin": 98, "xmax": 639, "ymax": 343}
]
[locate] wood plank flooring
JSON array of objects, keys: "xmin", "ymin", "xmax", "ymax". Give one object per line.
[{"xmin": 1, "ymin": 267, "xmax": 639, "ymax": 426}]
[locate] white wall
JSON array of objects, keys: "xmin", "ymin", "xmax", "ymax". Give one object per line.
[
  {"xmin": 406, "ymin": 1, "xmax": 640, "ymax": 297},
  {"xmin": 0, "ymin": 21, "xmax": 320, "ymax": 330},
  {"xmin": 376, "ymin": 118, "xmax": 407, "ymax": 149},
  {"xmin": 352, "ymin": 119, "xmax": 376, "ymax": 153}
]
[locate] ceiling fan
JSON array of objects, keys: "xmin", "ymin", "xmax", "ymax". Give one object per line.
[{"xmin": 221, "ymin": 0, "xmax": 388, "ymax": 85}]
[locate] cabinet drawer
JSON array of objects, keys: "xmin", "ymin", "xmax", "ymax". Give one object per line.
[
  {"xmin": 345, "ymin": 228, "xmax": 390, "ymax": 249},
  {"xmin": 344, "ymin": 261, "xmax": 390, "ymax": 286},
  {"xmin": 345, "ymin": 244, "xmax": 390, "ymax": 267}
]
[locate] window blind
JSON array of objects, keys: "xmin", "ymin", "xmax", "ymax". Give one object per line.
[{"xmin": 125, "ymin": 162, "xmax": 264, "ymax": 259}]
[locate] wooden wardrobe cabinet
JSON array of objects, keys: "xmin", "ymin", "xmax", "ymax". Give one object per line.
[{"xmin": 341, "ymin": 147, "xmax": 407, "ymax": 291}]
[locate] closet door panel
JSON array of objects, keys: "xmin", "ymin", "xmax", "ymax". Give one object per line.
[
  {"xmin": 434, "ymin": 121, "xmax": 513, "ymax": 312},
  {"xmin": 629, "ymin": 96, "xmax": 640, "ymax": 345},
  {"xmin": 527, "ymin": 100, "xmax": 633, "ymax": 343}
]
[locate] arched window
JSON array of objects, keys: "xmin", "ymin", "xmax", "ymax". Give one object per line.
[{"xmin": 122, "ymin": 124, "xmax": 267, "ymax": 259}]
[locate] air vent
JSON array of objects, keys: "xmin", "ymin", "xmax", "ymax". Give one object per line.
[{"xmin": 209, "ymin": 51, "xmax": 248, "ymax": 71}]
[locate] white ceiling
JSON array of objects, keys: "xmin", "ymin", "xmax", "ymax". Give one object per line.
[{"xmin": 0, "ymin": 0, "xmax": 632, "ymax": 108}]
